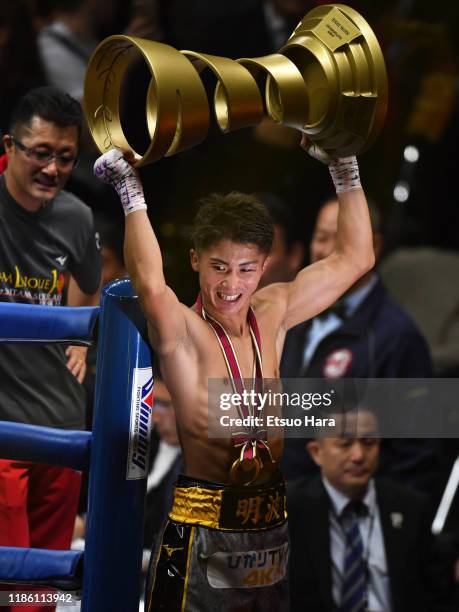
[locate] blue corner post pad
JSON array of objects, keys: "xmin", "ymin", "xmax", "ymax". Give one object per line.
[{"xmin": 0, "ymin": 302, "xmax": 99, "ymax": 345}]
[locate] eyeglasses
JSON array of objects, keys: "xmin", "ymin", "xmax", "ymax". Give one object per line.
[{"xmin": 11, "ymin": 137, "xmax": 78, "ymax": 169}]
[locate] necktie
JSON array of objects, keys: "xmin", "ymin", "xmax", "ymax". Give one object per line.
[{"xmin": 340, "ymin": 500, "xmax": 368, "ymax": 612}]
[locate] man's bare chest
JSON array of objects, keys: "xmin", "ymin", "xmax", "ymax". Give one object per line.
[{"xmin": 202, "ymin": 329, "xmax": 280, "ymax": 380}]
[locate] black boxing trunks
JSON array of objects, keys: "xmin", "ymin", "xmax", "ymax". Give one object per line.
[{"xmin": 145, "ymin": 473, "xmax": 289, "ymax": 611}]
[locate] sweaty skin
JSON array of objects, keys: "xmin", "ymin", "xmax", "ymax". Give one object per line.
[
  {"xmin": 163, "ymin": 240, "xmax": 287, "ymax": 483},
  {"xmin": 95, "ymin": 148, "xmax": 375, "ymax": 484}
]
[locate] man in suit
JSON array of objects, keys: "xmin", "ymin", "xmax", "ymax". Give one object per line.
[
  {"xmin": 280, "ymin": 198, "xmax": 432, "ymax": 381},
  {"xmin": 279, "ymin": 196, "xmax": 440, "ymax": 501},
  {"xmin": 287, "ymin": 409, "xmax": 453, "ymax": 611}
]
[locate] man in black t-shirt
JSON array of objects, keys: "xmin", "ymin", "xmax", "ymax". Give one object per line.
[{"xmin": 0, "ymin": 87, "xmax": 101, "ymax": 611}]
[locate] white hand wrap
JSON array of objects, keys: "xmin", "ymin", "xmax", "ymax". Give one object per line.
[
  {"xmin": 94, "ymin": 149, "xmax": 147, "ymax": 216},
  {"xmin": 305, "ymin": 141, "xmax": 361, "ymax": 193},
  {"xmin": 328, "ymin": 156, "xmax": 361, "ymax": 193}
]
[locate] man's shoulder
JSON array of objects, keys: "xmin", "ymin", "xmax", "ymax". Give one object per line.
[
  {"xmin": 251, "ymin": 284, "xmax": 291, "ymax": 333},
  {"xmin": 372, "ymin": 281, "xmax": 422, "ymax": 334},
  {"xmin": 287, "ymin": 474, "xmax": 325, "ymax": 509},
  {"xmin": 252, "ymin": 282, "xmax": 289, "ymax": 311},
  {"xmin": 378, "ymin": 297, "xmax": 416, "ymax": 326},
  {"xmin": 375, "ymin": 477, "xmax": 430, "ymax": 510},
  {"xmin": 54, "ymin": 190, "xmax": 93, "ymax": 221},
  {"xmin": 55, "ymin": 189, "xmax": 90, "ymax": 209}
]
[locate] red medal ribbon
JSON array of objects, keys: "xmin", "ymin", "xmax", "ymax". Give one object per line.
[{"xmin": 196, "ymin": 293, "xmax": 269, "ymax": 461}]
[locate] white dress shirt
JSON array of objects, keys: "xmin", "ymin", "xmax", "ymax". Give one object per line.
[
  {"xmin": 322, "ymin": 477, "xmax": 392, "ymax": 611},
  {"xmin": 302, "ymin": 274, "xmax": 379, "ymax": 371}
]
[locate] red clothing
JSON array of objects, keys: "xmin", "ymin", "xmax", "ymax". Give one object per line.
[
  {"xmin": 0, "ymin": 460, "xmax": 81, "ymax": 612},
  {"xmin": 0, "ymin": 154, "xmax": 8, "ymax": 174}
]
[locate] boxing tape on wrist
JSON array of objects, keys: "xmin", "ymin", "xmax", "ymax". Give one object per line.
[
  {"xmin": 328, "ymin": 156, "xmax": 361, "ymax": 193},
  {"xmin": 94, "ymin": 149, "xmax": 147, "ymax": 216}
]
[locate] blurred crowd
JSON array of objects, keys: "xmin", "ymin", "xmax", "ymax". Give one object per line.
[
  {"xmin": 1, "ymin": 0, "xmax": 459, "ymax": 302},
  {"xmin": 1, "ymin": 0, "xmax": 459, "ymax": 610}
]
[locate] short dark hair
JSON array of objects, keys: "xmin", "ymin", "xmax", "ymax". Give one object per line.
[
  {"xmin": 9, "ymin": 86, "xmax": 83, "ymax": 138},
  {"xmin": 191, "ymin": 191, "xmax": 274, "ymax": 254}
]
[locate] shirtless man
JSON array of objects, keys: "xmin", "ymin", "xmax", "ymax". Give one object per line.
[{"xmin": 94, "ymin": 138, "xmax": 374, "ymax": 611}]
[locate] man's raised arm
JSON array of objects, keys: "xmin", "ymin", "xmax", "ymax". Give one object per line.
[
  {"xmin": 94, "ymin": 150, "xmax": 188, "ymax": 355},
  {"xmin": 261, "ymin": 138, "xmax": 375, "ymax": 331}
]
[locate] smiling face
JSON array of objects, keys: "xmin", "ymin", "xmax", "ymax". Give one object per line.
[
  {"xmin": 190, "ymin": 239, "xmax": 268, "ymax": 316},
  {"xmin": 4, "ymin": 115, "xmax": 78, "ymax": 211}
]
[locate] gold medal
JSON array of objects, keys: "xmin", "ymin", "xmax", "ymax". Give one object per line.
[
  {"xmin": 230, "ymin": 443, "xmax": 261, "ymax": 486},
  {"xmin": 196, "ymin": 293, "xmax": 274, "ymax": 485},
  {"xmin": 257, "ymin": 445, "xmax": 277, "ymax": 481}
]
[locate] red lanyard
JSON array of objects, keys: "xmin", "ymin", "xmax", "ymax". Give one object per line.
[{"xmin": 196, "ymin": 293, "xmax": 268, "ymax": 461}]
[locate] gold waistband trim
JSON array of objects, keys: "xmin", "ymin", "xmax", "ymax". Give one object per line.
[
  {"xmin": 169, "ymin": 486, "xmax": 224, "ymax": 529},
  {"xmin": 169, "ymin": 480, "xmax": 287, "ymax": 531}
]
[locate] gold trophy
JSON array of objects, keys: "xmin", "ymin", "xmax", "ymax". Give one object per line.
[{"xmin": 84, "ymin": 4, "xmax": 387, "ymax": 166}]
